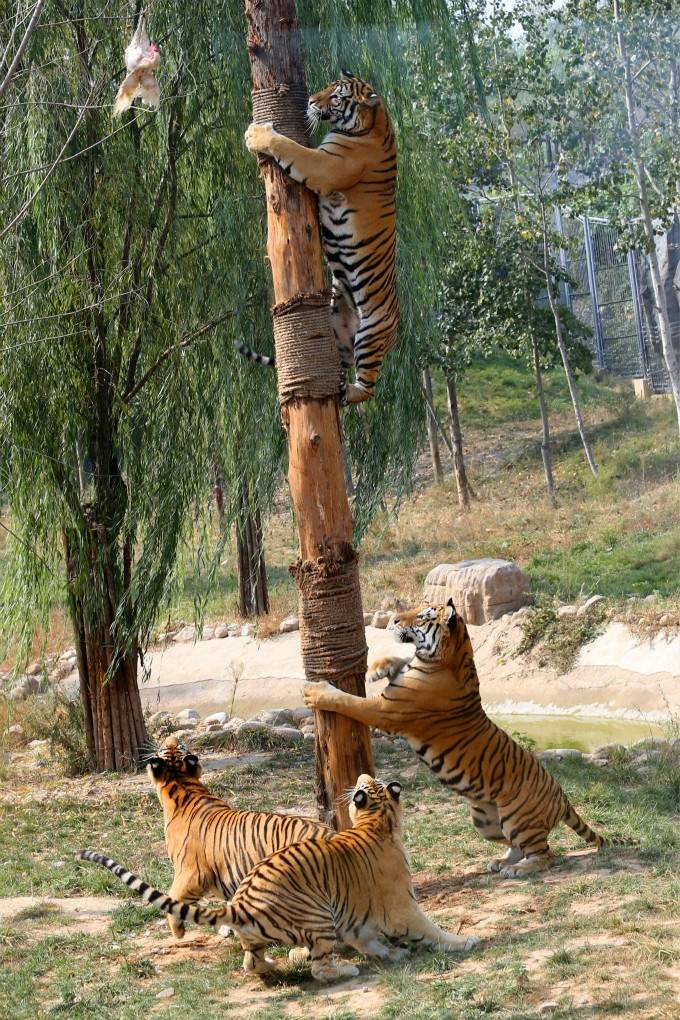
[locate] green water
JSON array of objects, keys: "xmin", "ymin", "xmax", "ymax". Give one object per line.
[{"xmin": 491, "ymin": 714, "xmax": 665, "ymax": 752}]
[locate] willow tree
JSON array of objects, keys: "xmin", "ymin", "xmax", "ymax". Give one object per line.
[
  {"xmin": 1, "ymin": 0, "xmax": 476, "ymax": 776},
  {"xmin": 0, "ymin": 1, "xmax": 279, "ymax": 769}
]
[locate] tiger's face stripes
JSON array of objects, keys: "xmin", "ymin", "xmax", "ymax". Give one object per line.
[
  {"xmin": 243, "ymin": 70, "xmax": 398, "ymax": 405},
  {"xmin": 76, "ymin": 774, "xmax": 478, "ymax": 981},
  {"xmin": 307, "ymin": 71, "xmax": 381, "ymax": 133},
  {"xmin": 304, "ymin": 599, "xmax": 634, "ymax": 878},
  {"xmin": 141, "ymin": 736, "xmax": 333, "ymax": 940}
]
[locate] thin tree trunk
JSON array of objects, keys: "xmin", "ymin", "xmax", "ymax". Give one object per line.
[
  {"xmin": 614, "ymin": 0, "xmax": 680, "ymax": 432},
  {"xmin": 243, "ymin": 0, "xmax": 372, "ymax": 829},
  {"xmin": 236, "ymin": 500, "xmax": 270, "ymax": 618},
  {"xmin": 422, "ymin": 367, "xmax": 444, "ymax": 483},
  {"xmin": 531, "ymin": 336, "xmax": 555, "ymax": 503},
  {"xmin": 445, "ymin": 375, "xmax": 470, "ymax": 509},
  {"xmin": 539, "ymin": 205, "xmax": 598, "ymax": 476}
]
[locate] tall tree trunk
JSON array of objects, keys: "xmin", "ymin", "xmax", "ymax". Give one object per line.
[
  {"xmin": 614, "ymin": 0, "xmax": 680, "ymax": 433},
  {"xmin": 540, "ymin": 205, "xmax": 598, "ymax": 476},
  {"xmin": 445, "ymin": 375, "xmax": 470, "ymax": 509},
  {"xmin": 236, "ymin": 501, "xmax": 270, "ymax": 618},
  {"xmin": 422, "ymin": 367, "xmax": 444, "ymax": 483},
  {"xmin": 531, "ymin": 336, "xmax": 555, "ymax": 503},
  {"xmin": 243, "ymin": 0, "xmax": 373, "ymax": 829}
]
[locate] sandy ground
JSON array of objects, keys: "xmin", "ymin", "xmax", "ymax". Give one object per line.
[{"xmin": 59, "ymin": 618, "xmax": 680, "ymax": 723}]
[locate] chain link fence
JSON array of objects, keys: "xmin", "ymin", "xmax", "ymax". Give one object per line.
[{"xmin": 557, "ymin": 214, "xmax": 673, "ymax": 394}]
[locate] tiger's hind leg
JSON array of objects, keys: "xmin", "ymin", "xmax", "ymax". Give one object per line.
[
  {"xmin": 498, "ymin": 816, "xmax": 553, "ymax": 878},
  {"xmin": 345, "ymin": 934, "xmax": 409, "ymax": 963},
  {"xmin": 310, "ymin": 936, "xmax": 360, "ymax": 981},
  {"xmin": 165, "ymin": 877, "xmax": 204, "ymax": 939},
  {"xmin": 487, "ymin": 846, "xmax": 524, "ymax": 873},
  {"xmin": 469, "ymin": 801, "xmax": 518, "ymax": 873},
  {"xmin": 386, "ymin": 906, "xmax": 479, "ymax": 954}
]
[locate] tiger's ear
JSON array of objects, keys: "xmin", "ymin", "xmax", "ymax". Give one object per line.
[
  {"xmin": 445, "ymin": 598, "xmax": 458, "ymax": 630},
  {"xmin": 147, "ymin": 757, "xmax": 165, "ymax": 778},
  {"xmin": 387, "ymin": 781, "xmax": 402, "ymax": 802},
  {"xmin": 353, "ymin": 788, "xmax": 368, "ymax": 808},
  {"xmin": 341, "ymin": 68, "xmax": 354, "ymax": 78},
  {"xmin": 184, "ymin": 753, "xmax": 200, "ymax": 776},
  {"xmin": 363, "ymin": 91, "xmax": 380, "ymax": 107}
]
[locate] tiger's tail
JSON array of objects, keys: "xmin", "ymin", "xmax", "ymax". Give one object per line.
[
  {"xmin": 563, "ymin": 805, "xmax": 634, "ymax": 849},
  {"xmin": 234, "ymin": 340, "xmax": 275, "ymax": 366},
  {"xmin": 76, "ymin": 850, "xmax": 237, "ymax": 930}
]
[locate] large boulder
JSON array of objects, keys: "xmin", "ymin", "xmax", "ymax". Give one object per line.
[{"xmin": 423, "ymin": 558, "xmax": 530, "ymax": 625}]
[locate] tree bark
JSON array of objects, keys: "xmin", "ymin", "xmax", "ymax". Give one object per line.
[
  {"xmin": 243, "ymin": 0, "xmax": 373, "ymax": 829},
  {"xmin": 531, "ymin": 336, "xmax": 555, "ymax": 503},
  {"xmin": 614, "ymin": 0, "xmax": 680, "ymax": 432},
  {"xmin": 422, "ymin": 367, "xmax": 444, "ymax": 483},
  {"xmin": 236, "ymin": 501, "xmax": 270, "ymax": 618},
  {"xmin": 445, "ymin": 375, "xmax": 471, "ymax": 509}
]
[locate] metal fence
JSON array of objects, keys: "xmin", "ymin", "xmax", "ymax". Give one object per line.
[{"xmin": 557, "ymin": 214, "xmax": 673, "ymax": 394}]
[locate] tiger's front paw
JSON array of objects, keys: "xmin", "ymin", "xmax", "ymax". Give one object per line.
[
  {"xmin": 244, "ymin": 121, "xmax": 276, "ymax": 154},
  {"xmin": 303, "ymin": 680, "xmax": 336, "ymax": 710},
  {"xmin": 367, "ymin": 656, "xmax": 407, "ymax": 683}
]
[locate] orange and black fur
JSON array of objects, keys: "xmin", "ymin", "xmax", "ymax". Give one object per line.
[
  {"xmin": 144, "ymin": 737, "xmax": 332, "ymax": 937},
  {"xmin": 243, "ymin": 71, "xmax": 398, "ymax": 404},
  {"xmin": 77, "ymin": 775, "xmax": 477, "ymax": 981},
  {"xmin": 304, "ymin": 601, "xmax": 630, "ymax": 877}
]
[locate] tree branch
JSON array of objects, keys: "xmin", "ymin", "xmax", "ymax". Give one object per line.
[{"xmin": 0, "ymin": 0, "xmax": 45, "ymax": 102}]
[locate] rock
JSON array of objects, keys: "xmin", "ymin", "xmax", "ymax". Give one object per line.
[
  {"xmin": 173, "ymin": 626, "xmax": 196, "ymax": 643},
  {"xmin": 203, "ymin": 711, "xmax": 229, "ymax": 726},
  {"xmin": 155, "ymin": 988, "xmax": 175, "ymax": 1000},
  {"xmin": 28, "ymin": 738, "xmax": 49, "ymax": 752},
  {"xmin": 55, "ymin": 659, "xmax": 75, "ymax": 679},
  {"xmin": 633, "ymin": 750, "xmax": 662, "ymax": 765},
  {"xmin": 176, "ymin": 708, "xmax": 200, "ymax": 722},
  {"xmin": 227, "ymin": 624, "xmax": 241, "ymax": 637},
  {"xmin": 422, "ymin": 559, "xmax": 530, "ymax": 625},
  {"xmin": 25, "ymin": 660, "xmax": 44, "ymax": 677},
  {"xmin": 271, "ymin": 726, "xmax": 304, "ymax": 743},
  {"xmin": 279, "ymin": 616, "xmax": 299, "ymax": 633},
  {"xmin": 513, "ymin": 606, "xmax": 532, "ymax": 619},
  {"xmin": 577, "ymin": 594, "xmax": 606, "ymax": 617},
  {"xmin": 148, "ymin": 711, "xmax": 171, "ymax": 727},
  {"xmin": 201, "ymin": 626, "xmax": 215, "ymax": 641},
  {"xmin": 214, "ymin": 624, "xmax": 229, "ymax": 639},
  {"xmin": 241, "ymin": 624, "xmax": 255, "ymax": 638},
  {"xmin": 290, "ymin": 706, "xmax": 313, "ymax": 725},
  {"xmin": 303, "ymin": 732, "xmax": 315, "ymax": 743},
  {"xmin": 557, "ymin": 605, "xmax": 578, "ymax": 618},
  {"xmin": 588, "ymin": 743, "xmax": 626, "ymax": 760},
  {"xmin": 363, "ymin": 612, "xmax": 374, "ymax": 625},
  {"xmin": 659, "ymin": 614, "xmax": 671, "ymax": 627},
  {"xmin": 224, "ymin": 716, "xmax": 245, "ymax": 733},
  {"xmin": 380, "ymin": 595, "xmax": 407, "ymax": 612},
  {"xmin": 239, "ymin": 721, "xmax": 271, "ymax": 736},
  {"xmin": 8, "ymin": 723, "xmax": 24, "ymax": 744},
  {"xmin": 371, "ymin": 610, "xmax": 392, "ymax": 629},
  {"xmin": 632, "ymin": 737, "xmax": 668, "ymax": 749},
  {"xmin": 589, "ymin": 757, "xmax": 610, "ymax": 768},
  {"xmin": 538, "ymin": 748, "xmax": 583, "ymax": 763},
  {"xmin": 7, "ymin": 676, "xmax": 40, "ymax": 700},
  {"xmin": 155, "ymin": 632, "xmax": 172, "ymax": 644},
  {"xmin": 643, "ymin": 593, "xmax": 658, "ymax": 603},
  {"xmin": 538, "ymin": 1004, "xmax": 559, "ymax": 1016},
  {"xmin": 172, "ymin": 728, "xmax": 196, "ymax": 741},
  {"xmin": 59, "ymin": 648, "xmax": 76, "ymax": 662},
  {"xmin": 254, "ymin": 708, "xmax": 295, "ymax": 727}
]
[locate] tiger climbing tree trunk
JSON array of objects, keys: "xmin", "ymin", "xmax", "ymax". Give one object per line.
[{"xmin": 243, "ymin": 0, "xmax": 373, "ymax": 829}]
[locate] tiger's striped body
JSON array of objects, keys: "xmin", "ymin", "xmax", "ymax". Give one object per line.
[
  {"xmin": 77, "ymin": 776, "xmax": 478, "ymax": 981},
  {"xmin": 244, "ymin": 72, "xmax": 398, "ymax": 404},
  {"xmin": 147, "ymin": 737, "xmax": 332, "ymax": 938},
  {"xmin": 304, "ymin": 602, "xmax": 630, "ymax": 877}
]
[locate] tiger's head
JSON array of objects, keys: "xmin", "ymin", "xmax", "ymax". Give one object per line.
[
  {"xmin": 308, "ymin": 71, "xmax": 384, "ymax": 134},
  {"xmin": 392, "ymin": 598, "xmax": 471, "ymax": 670},
  {"xmin": 349, "ymin": 774, "xmax": 402, "ymax": 832},
  {"xmin": 147, "ymin": 736, "xmax": 202, "ymax": 788}
]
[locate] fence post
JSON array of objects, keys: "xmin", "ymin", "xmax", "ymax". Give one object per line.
[
  {"xmin": 553, "ymin": 206, "xmax": 572, "ymax": 311},
  {"xmin": 627, "ymin": 249, "xmax": 650, "ymax": 378},
  {"xmin": 582, "ymin": 216, "xmax": 606, "ymax": 369}
]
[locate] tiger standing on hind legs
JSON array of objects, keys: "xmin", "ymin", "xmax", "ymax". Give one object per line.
[
  {"xmin": 242, "ymin": 71, "xmax": 398, "ymax": 404},
  {"xmin": 304, "ymin": 599, "xmax": 633, "ymax": 878}
]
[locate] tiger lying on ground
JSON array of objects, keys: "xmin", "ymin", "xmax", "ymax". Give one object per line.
[
  {"xmin": 144, "ymin": 736, "xmax": 332, "ymax": 938},
  {"xmin": 304, "ymin": 600, "xmax": 631, "ymax": 878},
  {"xmin": 77, "ymin": 775, "xmax": 478, "ymax": 981},
  {"xmin": 242, "ymin": 71, "xmax": 398, "ymax": 405}
]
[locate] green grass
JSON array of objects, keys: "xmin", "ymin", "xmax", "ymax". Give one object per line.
[{"xmin": 1, "ymin": 743, "xmax": 679, "ymax": 1019}]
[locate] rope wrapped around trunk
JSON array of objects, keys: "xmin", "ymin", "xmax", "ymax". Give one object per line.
[
  {"xmin": 291, "ymin": 546, "xmax": 367, "ymax": 682},
  {"xmin": 273, "ymin": 293, "xmax": 340, "ymax": 402},
  {"xmin": 251, "ymin": 83, "xmax": 310, "ymax": 150}
]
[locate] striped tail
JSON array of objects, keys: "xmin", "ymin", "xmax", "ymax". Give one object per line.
[
  {"xmin": 234, "ymin": 340, "xmax": 275, "ymax": 366},
  {"xmin": 563, "ymin": 805, "xmax": 634, "ymax": 849},
  {"xmin": 75, "ymin": 850, "xmax": 235, "ymax": 931}
]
